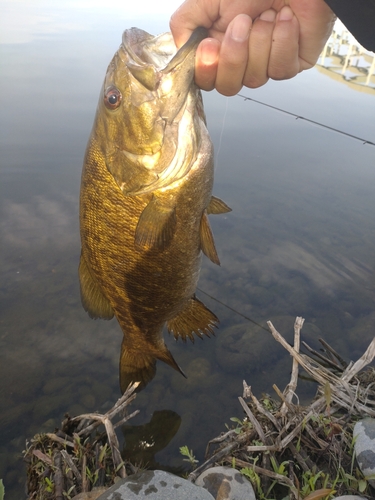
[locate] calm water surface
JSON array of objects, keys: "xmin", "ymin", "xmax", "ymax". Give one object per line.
[{"xmin": 1, "ymin": 3, "xmax": 375, "ymax": 498}]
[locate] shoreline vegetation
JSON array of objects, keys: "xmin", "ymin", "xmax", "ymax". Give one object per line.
[{"xmin": 23, "ymin": 317, "xmax": 375, "ymax": 499}]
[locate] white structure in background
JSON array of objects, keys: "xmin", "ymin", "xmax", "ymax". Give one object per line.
[{"xmin": 317, "ymin": 19, "xmax": 375, "ymax": 92}]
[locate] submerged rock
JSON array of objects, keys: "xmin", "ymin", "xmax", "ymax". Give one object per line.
[
  {"xmin": 215, "ymin": 316, "xmax": 296, "ymax": 374},
  {"xmin": 195, "ymin": 466, "xmax": 256, "ymax": 500},
  {"xmin": 96, "ymin": 470, "xmax": 215, "ymax": 500},
  {"xmin": 353, "ymin": 418, "xmax": 375, "ymax": 488}
]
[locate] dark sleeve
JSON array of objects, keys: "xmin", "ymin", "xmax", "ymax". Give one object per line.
[{"xmin": 324, "ymin": 0, "xmax": 375, "ymax": 51}]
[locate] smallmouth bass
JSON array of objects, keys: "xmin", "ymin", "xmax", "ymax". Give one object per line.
[{"xmin": 79, "ymin": 27, "xmax": 231, "ymax": 391}]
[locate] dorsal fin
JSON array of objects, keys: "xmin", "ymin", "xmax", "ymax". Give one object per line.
[
  {"xmin": 167, "ymin": 295, "xmax": 219, "ymax": 343},
  {"xmin": 199, "ymin": 211, "xmax": 220, "ymax": 265},
  {"xmin": 207, "ymin": 195, "xmax": 232, "ymax": 214},
  {"xmin": 78, "ymin": 253, "xmax": 114, "ymax": 320},
  {"xmin": 135, "ymin": 196, "xmax": 177, "ymax": 251}
]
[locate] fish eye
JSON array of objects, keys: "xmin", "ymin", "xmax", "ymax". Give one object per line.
[{"xmin": 104, "ymin": 86, "xmax": 122, "ymax": 110}]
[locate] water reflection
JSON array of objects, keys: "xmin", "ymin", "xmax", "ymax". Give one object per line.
[
  {"xmin": 1, "ymin": 5, "xmax": 375, "ymax": 499},
  {"xmin": 122, "ymin": 410, "xmax": 182, "ymax": 471}
]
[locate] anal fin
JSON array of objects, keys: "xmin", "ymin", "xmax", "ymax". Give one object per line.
[
  {"xmin": 207, "ymin": 195, "xmax": 232, "ymax": 214},
  {"xmin": 79, "ymin": 253, "xmax": 114, "ymax": 320},
  {"xmin": 167, "ymin": 295, "xmax": 219, "ymax": 343},
  {"xmin": 135, "ymin": 196, "xmax": 176, "ymax": 251},
  {"xmin": 200, "ymin": 211, "xmax": 220, "ymax": 265}
]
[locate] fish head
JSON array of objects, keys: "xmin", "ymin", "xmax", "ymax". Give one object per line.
[{"xmin": 92, "ymin": 27, "xmax": 209, "ymax": 194}]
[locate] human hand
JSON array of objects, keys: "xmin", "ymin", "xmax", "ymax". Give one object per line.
[{"xmin": 170, "ymin": 0, "xmax": 336, "ymax": 95}]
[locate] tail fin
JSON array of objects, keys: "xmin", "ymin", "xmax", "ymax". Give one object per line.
[{"xmin": 119, "ymin": 339, "xmax": 186, "ymax": 393}]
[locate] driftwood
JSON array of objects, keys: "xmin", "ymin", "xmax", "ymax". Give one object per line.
[
  {"xmin": 24, "ymin": 382, "xmax": 140, "ymax": 499},
  {"xmin": 189, "ymin": 317, "xmax": 375, "ymax": 499}
]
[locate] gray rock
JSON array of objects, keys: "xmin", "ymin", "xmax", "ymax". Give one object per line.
[
  {"xmin": 97, "ymin": 470, "xmax": 215, "ymax": 500},
  {"xmin": 196, "ymin": 466, "xmax": 256, "ymax": 500},
  {"xmin": 353, "ymin": 418, "xmax": 375, "ymax": 488},
  {"xmin": 333, "ymin": 497, "xmax": 367, "ymax": 499}
]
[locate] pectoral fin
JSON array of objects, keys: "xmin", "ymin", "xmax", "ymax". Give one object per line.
[
  {"xmin": 79, "ymin": 253, "xmax": 114, "ymax": 320},
  {"xmin": 207, "ymin": 195, "xmax": 232, "ymax": 214},
  {"xmin": 200, "ymin": 211, "xmax": 220, "ymax": 265},
  {"xmin": 167, "ymin": 295, "xmax": 219, "ymax": 343},
  {"xmin": 135, "ymin": 196, "xmax": 177, "ymax": 251}
]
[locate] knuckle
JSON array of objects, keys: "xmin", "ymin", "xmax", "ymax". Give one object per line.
[{"xmin": 243, "ymin": 74, "xmax": 269, "ymax": 89}]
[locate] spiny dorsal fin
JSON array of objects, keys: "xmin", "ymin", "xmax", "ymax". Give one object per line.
[
  {"xmin": 135, "ymin": 196, "xmax": 177, "ymax": 251},
  {"xmin": 207, "ymin": 195, "xmax": 232, "ymax": 214},
  {"xmin": 167, "ymin": 295, "xmax": 219, "ymax": 343},
  {"xmin": 200, "ymin": 211, "xmax": 220, "ymax": 265},
  {"xmin": 79, "ymin": 253, "xmax": 114, "ymax": 320}
]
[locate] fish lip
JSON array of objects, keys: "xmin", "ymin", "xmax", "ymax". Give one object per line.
[{"xmin": 161, "ymin": 27, "xmax": 208, "ymax": 75}]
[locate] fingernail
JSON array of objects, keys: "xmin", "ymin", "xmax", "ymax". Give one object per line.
[
  {"xmin": 279, "ymin": 6, "xmax": 293, "ymax": 21},
  {"xmin": 259, "ymin": 9, "xmax": 276, "ymax": 22},
  {"xmin": 230, "ymin": 14, "xmax": 251, "ymax": 42}
]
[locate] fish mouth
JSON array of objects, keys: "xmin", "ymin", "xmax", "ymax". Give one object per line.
[
  {"xmin": 122, "ymin": 27, "xmax": 207, "ymax": 87},
  {"xmin": 118, "ymin": 27, "xmax": 209, "ymax": 195}
]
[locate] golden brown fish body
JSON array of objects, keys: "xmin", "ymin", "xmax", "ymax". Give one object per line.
[{"xmin": 79, "ymin": 28, "xmax": 230, "ymax": 391}]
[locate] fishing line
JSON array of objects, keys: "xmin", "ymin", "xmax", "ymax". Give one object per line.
[
  {"xmin": 214, "ymin": 96, "xmax": 229, "ymax": 169},
  {"xmin": 197, "ymin": 286, "xmax": 270, "ymax": 333},
  {"xmin": 237, "ymin": 94, "xmax": 375, "ymax": 146}
]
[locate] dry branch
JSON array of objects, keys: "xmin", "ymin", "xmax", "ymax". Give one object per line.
[
  {"xmin": 198, "ymin": 317, "xmax": 375, "ymax": 499},
  {"xmin": 24, "ymin": 382, "xmax": 140, "ymax": 499}
]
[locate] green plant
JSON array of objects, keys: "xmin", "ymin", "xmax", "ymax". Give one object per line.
[
  {"xmin": 44, "ymin": 476, "xmax": 54, "ymax": 493},
  {"xmin": 270, "ymin": 458, "xmax": 289, "ymax": 477},
  {"xmin": 63, "ymin": 485, "xmax": 76, "ymax": 499},
  {"xmin": 179, "ymin": 446, "xmax": 198, "ymax": 467},
  {"xmin": 0, "ymin": 479, "xmax": 4, "ymax": 500},
  {"xmin": 240, "ymin": 467, "xmax": 263, "ymax": 497},
  {"xmin": 229, "ymin": 416, "xmax": 252, "ymax": 435},
  {"xmin": 299, "ymin": 470, "xmax": 326, "ymax": 497},
  {"xmin": 85, "ymin": 466, "xmax": 99, "ymax": 486}
]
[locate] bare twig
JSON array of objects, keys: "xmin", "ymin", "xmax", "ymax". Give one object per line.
[
  {"xmin": 342, "ymin": 337, "xmax": 375, "ymax": 382},
  {"xmin": 227, "ymin": 457, "xmax": 299, "ymax": 497},
  {"xmin": 238, "ymin": 397, "xmax": 268, "ymax": 443},
  {"xmin": 302, "ymin": 341, "xmax": 344, "ymax": 371},
  {"xmin": 188, "ymin": 429, "xmax": 255, "ymax": 482},
  {"xmin": 319, "ymin": 338, "xmax": 348, "ymax": 368},
  {"xmin": 103, "ymin": 416, "xmax": 126, "ymax": 478},
  {"xmin": 61, "ymin": 449, "xmax": 82, "ymax": 483},
  {"xmin": 32, "ymin": 450, "xmax": 53, "ymax": 466},
  {"xmin": 53, "ymin": 451, "xmax": 64, "ymax": 500},
  {"xmin": 281, "ymin": 317, "xmax": 304, "ymax": 416},
  {"xmin": 205, "ymin": 429, "xmax": 239, "ymax": 458},
  {"xmin": 45, "ymin": 433, "xmax": 74, "ymax": 448},
  {"xmin": 81, "ymin": 454, "xmax": 88, "ymax": 492}
]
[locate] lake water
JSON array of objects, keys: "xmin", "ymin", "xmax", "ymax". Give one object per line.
[{"xmin": 1, "ymin": 2, "xmax": 375, "ymax": 498}]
